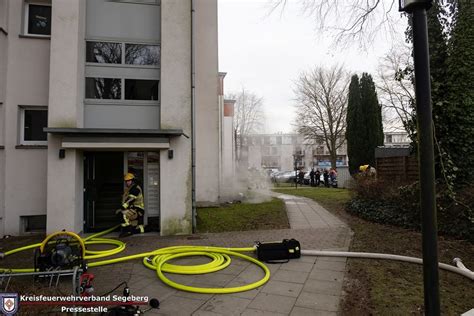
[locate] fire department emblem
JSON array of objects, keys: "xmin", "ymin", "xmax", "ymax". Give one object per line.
[{"xmin": 0, "ymin": 293, "xmax": 19, "ymax": 315}]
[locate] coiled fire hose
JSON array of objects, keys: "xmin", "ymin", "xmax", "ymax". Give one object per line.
[
  {"xmin": 0, "ymin": 226, "xmax": 270, "ymax": 293},
  {"xmin": 0, "ymin": 226, "xmax": 472, "ymax": 295}
]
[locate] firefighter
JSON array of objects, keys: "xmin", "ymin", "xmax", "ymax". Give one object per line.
[
  {"xmin": 359, "ymin": 164, "xmax": 376, "ymax": 175},
  {"xmin": 116, "ymin": 173, "xmax": 145, "ymax": 237}
]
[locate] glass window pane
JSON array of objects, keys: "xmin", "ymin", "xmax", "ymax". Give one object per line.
[
  {"xmin": 125, "ymin": 44, "xmax": 160, "ymax": 65},
  {"xmin": 85, "ymin": 78, "xmax": 121, "ymax": 99},
  {"xmin": 24, "ymin": 109, "xmax": 47, "ymax": 141},
  {"xmin": 86, "ymin": 42, "xmax": 122, "ymax": 64},
  {"xmin": 125, "ymin": 79, "xmax": 158, "ymax": 100},
  {"xmin": 27, "ymin": 4, "xmax": 51, "ymax": 35}
]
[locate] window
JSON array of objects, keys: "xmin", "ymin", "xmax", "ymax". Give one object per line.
[
  {"xmin": 20, "ymin": 107, "xmax": 47, "ymax": 145},
  {"xmin": 86, "ymin": 42, "xmax": 121, "ymax": 64},
  {"xmin": 125, "ymin": 79, "xmax": 158, "ymax": 100},
  {"xmin": 86, "ymin": 41, "xmax": 160, "ymax": 66},
  {"xmin": 126, "ymin": 44, "xmax": 160, "ymax": 65},
  {"xmin": 25, "ymin": 3, "xmax": 52, "ymax": 36},
  {"xmin": 85, "ymin": 78, "xmax": 121, "ymax": 99},
  {"xmin": 282, "ymin": 136, "xmax": 292, "ymax": 145},
  {"xmin": 21, "ymin": 215, "xmax": 47, "ymax": 233}
]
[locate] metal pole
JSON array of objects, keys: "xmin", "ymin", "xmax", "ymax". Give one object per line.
[
  {"xmin": 294, "ymin": 156, "xmax": 298, "ymax": 189},
  {"xmin": 411, "ymin": 8, "xmax": 440, "ymax": 315}
]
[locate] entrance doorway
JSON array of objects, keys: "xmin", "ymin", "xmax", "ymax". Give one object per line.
[
  {"xmin": 84, "ymin": 152, "xmax": 123, "ymax": 232},
  {"xmin": 84, "ymin": 151, "xmax": 161, "ymax": 232}
]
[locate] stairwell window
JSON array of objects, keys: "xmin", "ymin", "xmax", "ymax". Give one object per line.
[
  {"xmin": 24, "ymin": 2, "xmax": 52, "ymax": 36},
  {"xmin": 85, "ymin": 78, "xmax": 122, "ymax": 99},
  {"xmin": 125, "ymin": 79, "xmax": 159, "ymax": 100},
  {"xmin": 19, "ymin": 106, "xmax": 48, "ymax": 145},
  {"xmin": 125, "ymin": 44, "xmax": 160, "ymax": 66},
  {"xmin": 86, "ymin": 42, "xmax": 122, "ymax": 64}
]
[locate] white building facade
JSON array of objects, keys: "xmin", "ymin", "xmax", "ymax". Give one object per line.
[
  {"xmin": 0, "ymin": 0, "xmax": 234, "ymax": 236},
  {"xmin": 242, "ymin": 131, "xmax": 409, "ymax": 172},
  {"xmin": 241, "ymin": 134, "xmax": 348, "ymax": 172}
]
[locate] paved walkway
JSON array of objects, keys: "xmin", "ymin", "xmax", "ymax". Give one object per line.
[{"xmin": 92, "ymin": 193, "xmax": 353, "ymax": 315}]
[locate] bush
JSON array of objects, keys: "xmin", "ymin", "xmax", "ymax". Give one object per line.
[{"xmin": 347, "ymin": 177, "xmax": 474, "ymax": 242}]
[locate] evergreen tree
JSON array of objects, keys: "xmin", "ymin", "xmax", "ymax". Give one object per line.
[
  {"xmin": 445, "ymin": 1, "xmax": 474, "ymax": 183},
  {"xmin": 359, "ymin": 73, "xmax": 384, "ymax": 167},
  {"xmin": 346, "ymin": 73, "xmax": 384, "ymax": 174},
  {"xmin": 346, "ymin": 75, "xmax": 362, "ymax": 174}
]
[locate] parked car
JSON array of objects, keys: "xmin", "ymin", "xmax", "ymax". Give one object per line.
[{"xmin": 272, "ymin": 171, "xmax": 297, "ymax": 183}]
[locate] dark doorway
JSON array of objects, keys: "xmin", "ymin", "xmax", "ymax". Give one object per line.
[{"xmin": 84, "ymin": 152, "xmax": 123, "ymax": 232}]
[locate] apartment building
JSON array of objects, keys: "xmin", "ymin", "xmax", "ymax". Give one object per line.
[
  {"xmin": 241, "ymin": 133, "xmax": 348, "ymax": 171},
  {"xmin": 0, "ymin": 0, "xmax": 234, "ymax": 236},
  {"xmin": 242, "ymin": 131, "xmax": 409, "ymax": 172}
]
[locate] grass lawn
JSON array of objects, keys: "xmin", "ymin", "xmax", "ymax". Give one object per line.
[
  {"xmin": 273, "ymin": 186, "xmax": 474, "ymax": 315},
  {"xmin": 196, "ymin": 197, "xmax": 289, "ymax": 233}
]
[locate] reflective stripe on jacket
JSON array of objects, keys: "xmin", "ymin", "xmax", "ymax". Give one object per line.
[{"xmin": 122, "ymin": 184, "xmax": 145, "ymax": 210}]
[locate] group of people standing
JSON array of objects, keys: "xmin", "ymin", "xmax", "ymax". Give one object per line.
[{"xmin": 297, "ymin": 167, "xmax": 338, "ymax": 188}]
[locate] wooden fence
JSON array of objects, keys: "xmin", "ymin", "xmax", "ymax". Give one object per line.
[{"xmin": 376, "ymin": 155, "xmax": 419, "ymax": 183}]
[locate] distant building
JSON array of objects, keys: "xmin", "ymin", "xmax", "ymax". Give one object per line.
[
  {"xmin": 241, "ymin": 133, "xmax": 348, "ymax": 171},
  {"xmin": 241, "ymin": 131, "xmax": 410, "ymax": 171},
  {"xmin": 384, "ymin": 131, "xmax": 410, "ymax": 147}
]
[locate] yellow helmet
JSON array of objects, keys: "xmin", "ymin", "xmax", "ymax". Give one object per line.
[
  {"xmin": 359, "ymin": 165, "xmax": 369, "ymax": 172},
  {"xmin": 124, "ymin": 173, "xmax": 135, "ymax": 181}
]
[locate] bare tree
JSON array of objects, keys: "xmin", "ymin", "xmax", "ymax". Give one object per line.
[
  {"xmin": 226, "ymin": 88, "xmax": 265, "ymax": 162},
  {"xmin": 376, "ymin": 44, "xmax": 415, "ymax": 132},
  {"xmin": 267, "ymin": 0, "xmax": 400, "ymax": 48},
  {"xmin": 294, "ymin": 65, "xmax": 349, "ymax": 168}
]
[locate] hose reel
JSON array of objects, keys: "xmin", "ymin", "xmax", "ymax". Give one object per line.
[{"xmin": 34, "ymin": 231, "xmax": 86, "ymax": 271}]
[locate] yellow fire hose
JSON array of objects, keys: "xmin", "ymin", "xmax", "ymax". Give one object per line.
[{"xmin": 0, "ymin": 226, "xmax": 270, "ymax": 294}]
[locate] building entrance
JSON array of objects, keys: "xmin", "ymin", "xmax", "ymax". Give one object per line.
[
  {"xmin": 84, "ymin": 151, "xmax": 160, "ymax": 232},
  {"xmin": 84, "ymin": 152, "xmax": 124, "ymax": 232}
]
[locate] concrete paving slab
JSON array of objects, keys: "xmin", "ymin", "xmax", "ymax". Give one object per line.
[
  {"xmin": 156, "ymin": 295, "xmax": 206, "ymax": 315},
  {"xmin": 302, "ymin": 278, "xmax": 343, "ymax": 296},
  {"xmin": 308, "ymin": 269, "xmax": 345, "ymax": 282},
  {"xmin": 241, "ymin": 308, "xmax": 287, "ymax": 315},
  {"xmin": 290, "ymin": 306, "xmax": 338, "ymax": 316},
  {"xmin": 272, "ymin": 269, "xmax": 309, "ymax": 284},
  {"xmin": 295, "ymin": 292, "xmax": 340, "ymax": 312},
  {"xmin": 196, "ymin": 296, "xmax": 252, "ymax": 315},
  {"xmin": 314, "ymin": 260, "xmax": 347, "ymax": 272},
  {"xmin": 279, "ymin": 260, "xmax": 315, "ymax": 273},
  {"xmin": 247, "ymin": 293, "xmax": 297, "ymax": 314},
  {"xmin": 260, "ymin": 280, "xmax": 303, "ymax": 298}
]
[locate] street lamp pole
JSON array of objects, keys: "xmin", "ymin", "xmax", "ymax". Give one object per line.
[
  {"xmin": 293, "ymin": 154, "xmax": 298, "ymax": 189},
  {"xmin": 399, "ymin": 1, "xmax": 439, "ymax": 315}
]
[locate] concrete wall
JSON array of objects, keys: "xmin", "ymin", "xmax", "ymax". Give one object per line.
[
  {"xmin": 0, "ymin": 0, "xmax": 7, "ymax": 237},
  {"xmin": 159, "ymin": 0, "xmax": 192, "ymax": 235},
  {"xmin": 46, "ymin": 0, "xmax": 85, "ymax": 233},
  {"xmin": 222, "ymin": 105, "xmax": 234, "ymax": 179},
  {"xmin": 195, "ymin": 0, "xmax": 220, "ymax": 204},
  {"xmin": 3, "ymin": 0, "xmax": 49, "ymax": 235},
  {"xmin": 0, "ymin": 151, "xmax": 4, "ymax": 237}
]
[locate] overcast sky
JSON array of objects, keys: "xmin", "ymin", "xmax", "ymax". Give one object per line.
[{"xmin": 218, "ymin": 0, "xmax": 407, "ymax": 133}]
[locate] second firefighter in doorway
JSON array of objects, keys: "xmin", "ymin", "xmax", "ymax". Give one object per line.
[{"xmin": 116, "ymin": 173, "xmax": 145, "ymax": 237}]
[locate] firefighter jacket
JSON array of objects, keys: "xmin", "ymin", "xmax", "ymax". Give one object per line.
[{"xmin": 121, "ymin": 183, "xmax": 145, "ymax": 212}]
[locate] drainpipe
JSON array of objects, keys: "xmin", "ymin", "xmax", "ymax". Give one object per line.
[{"xmin": 191, "ymin": 0, "xmax": 197, "ymax": 233}]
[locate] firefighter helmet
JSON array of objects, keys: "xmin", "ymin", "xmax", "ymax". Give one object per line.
[
  {"xmin": 124, "ymin": 173, "xmax": 135, "ymax": 181},
  {"xmin": 359, "ymin": 165, "xmax": 369, "ymax": 172}
]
